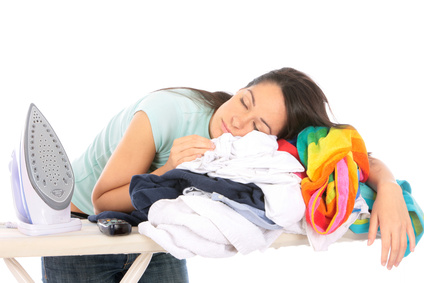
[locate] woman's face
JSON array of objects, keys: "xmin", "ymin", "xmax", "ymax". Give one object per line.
[{"xmin": 209, "ymin": 82, "xmax": 287, "ymax": 139}]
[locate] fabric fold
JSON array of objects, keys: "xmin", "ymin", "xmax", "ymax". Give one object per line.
[
  {"xmin": 139, "ymin": 195, "xmax": 284, "ymax": 259},
  {"xmin": 297, "ymin": 126, "xmax": 370, "ymax": 235}
]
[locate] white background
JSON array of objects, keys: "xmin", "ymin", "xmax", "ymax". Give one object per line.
[{"xmin": 1, "ymin": 1, "xmax": 423, "ymax": 282}]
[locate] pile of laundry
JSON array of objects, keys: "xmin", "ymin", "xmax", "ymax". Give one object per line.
[
  {"xmin": 134, "ymin": 131, "xmax": 306, "ymax": 258},
  {"xmin": 89, "ymin": 127, "xmax": 423, "ymax": 259}
]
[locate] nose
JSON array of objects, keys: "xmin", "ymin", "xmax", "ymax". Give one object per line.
[
  {"xmin": 232, "ymin": 115, "xmax": 245, "ymax": 128},
  {"xmin": 232, "ymin": 115, "xmax": 251, "ymax": 136}
]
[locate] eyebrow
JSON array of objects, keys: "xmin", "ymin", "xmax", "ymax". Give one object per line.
[
  {"xmin": 247, "ymin": 88, "xmax": 273, "ymax": 135},
  {"xmin": 247, "ymin": 88, "xmax": 256, "ymax": 106}
]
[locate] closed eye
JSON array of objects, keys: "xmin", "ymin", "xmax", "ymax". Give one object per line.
[{"xmin": 240, "ymin": 97, "xmax": 248, "ymax": 109}]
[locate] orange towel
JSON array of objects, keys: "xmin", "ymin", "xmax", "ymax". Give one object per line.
[{"xmin": 297, "ymin": 126, "xmax": 369, "ymax": 234}]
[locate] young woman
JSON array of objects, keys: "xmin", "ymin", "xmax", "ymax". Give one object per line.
[{"xmin": 42, "ymin": 67, "xmax": 414, "ymax": 282}]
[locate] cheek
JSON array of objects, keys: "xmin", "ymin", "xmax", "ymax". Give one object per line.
[
  {"xmin": 210, "ymin": 101, "xmax": 231, "ymax": 138},
  {"xmin": 209, "ymin": 110, "xmax": 222, "ymax": 139}
]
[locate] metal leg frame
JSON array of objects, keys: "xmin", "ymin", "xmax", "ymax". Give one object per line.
[
  {"xmin": 3, "ymin": 258, "xmax": 34, "ymax": 283},
  {"xmin": 120, "ymin": 253, "xmax": 153, "ymax": 283},
  {"xmin": 3, "ymin": 253, "xmax": 153, "ymax": 283}
]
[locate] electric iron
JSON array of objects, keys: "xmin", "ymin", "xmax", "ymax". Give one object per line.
[{"xmin": 9, "ymin": 103, "xmax": 81, "ymax": 236}]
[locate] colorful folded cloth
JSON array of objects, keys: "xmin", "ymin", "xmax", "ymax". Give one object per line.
[
  {"xmin": 297, "ymin": 126, "xmax": 370, "ymax": 235},
  {"xmin": 350, "ymin": 180, "xmax": 423, "ymax": 257}
]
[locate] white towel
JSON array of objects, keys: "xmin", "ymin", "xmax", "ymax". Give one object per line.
[{"xmin": 139, "ymin": 195, "xmax": 284, "ymax": 259}]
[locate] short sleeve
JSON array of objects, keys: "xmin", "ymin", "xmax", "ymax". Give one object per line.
[{"xmin": 133, "ymin": 89, "xmax": 213, "ymax": 170}]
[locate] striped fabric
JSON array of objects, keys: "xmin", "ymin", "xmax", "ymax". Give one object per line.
[{"xmin": 297, "ymin": 126, "xmax": 370, "ymax": 235}]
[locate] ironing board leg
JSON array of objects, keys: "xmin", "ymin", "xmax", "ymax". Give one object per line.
[
  {"xmin": 3, "ymin": 258, "xmax": 34, "ymax": 283},
  {"xmin": 120, "ymin": 252, "xmax": 153, "ymax": 283}
]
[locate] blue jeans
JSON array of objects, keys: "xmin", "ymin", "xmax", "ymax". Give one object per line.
[{"xmin": 42, "ymin": 253, "xmax": 188, "ymax": 282}]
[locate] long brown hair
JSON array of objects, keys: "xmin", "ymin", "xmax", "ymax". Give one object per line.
[
  {"xmin": 161, "ymin": 67, "xmax": 336, "ymax": 140},
  {"xmin": 245, "ymin": 67, "xmax": 337, "ymax": 139}
]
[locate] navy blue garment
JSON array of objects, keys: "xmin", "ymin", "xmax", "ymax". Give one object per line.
[
  {"xmin": 130, "ymin": 169, "xmax": 265, "ymax": 211},
  {"xmin": 89, "ymin": 169, "xmax": 265, "ymax": 226}
]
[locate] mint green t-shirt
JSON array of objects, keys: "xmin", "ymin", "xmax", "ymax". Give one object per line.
[{"xmin": 71, "ymin": 88, "xmax": 214, "ymax": 215}]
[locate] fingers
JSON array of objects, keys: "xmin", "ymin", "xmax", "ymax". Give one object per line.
[
  {"xmin": 174, "ymin": 135, "xmax": 215, "ymax": 158},
  {"xmin": 394, "ymin": 227, "xmax": 408, "ymax": 268},
  {"xmin": 368, "ymin": 211, "xmax": 399, "ymax": 269},
  {"xmin": 379, "ymin": 228, "xmax": 391, "ymax": 268},
  {"xmin": 173, "ymin": 135, "xmax": 215, "ymax": 152},
  {"xmin": 368, "ymin": 212, "xmax": 410, "ymax": 270},
  {"xmin": 168, "ymin": 135, "xmax": 215, "ymax": 168},
  {"xmin": 367, "ymin": 211, "xmax": 379, "ymax": 247},
  {"xmin": 384, "ymin": 223, "xmax": 410, "ymax": 270},
  {"xmin": 407, "ymin": 221, "xmax": 416, "ymax": 253},
  {"xmin": 378, "ymin": 221, "xmax": 415, "ymax": 270},
  {"xmin": 382, "ymin": 229, "xmax": 398, "ymax": 269}
]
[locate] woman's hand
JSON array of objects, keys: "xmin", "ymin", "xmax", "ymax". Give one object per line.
[
  {"xmin": 367, "ymin": 181, "xmax": 415, "ymax": 269},
  {"xmin": 366, "ymin": 157, "xmax": 416, "ymax": 270},
  {"xmin": 160, "ymin": 135, "xmax": 215, "ymax": 173}
]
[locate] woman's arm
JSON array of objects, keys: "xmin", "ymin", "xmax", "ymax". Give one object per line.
[
  {"xmin": 91, "ymin": 111, "xmax": 215, "ymax": 214},
  {"xmin": 366, "ymin": 156, "xmax": 416, "ymax": 270},
  {"xmin": 91, "ymin": 111, "xmax": 156, "ymax": 214}
]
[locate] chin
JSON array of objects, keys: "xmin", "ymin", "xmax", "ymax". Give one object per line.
[{"xmin": 211, "ymin": 130, "xmax": 222, "ymax": 139}]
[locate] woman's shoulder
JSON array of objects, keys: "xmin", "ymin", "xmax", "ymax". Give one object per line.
[
  {"xmin": 150, "ymin": 87, "xmax": 201, "ymax": 100},
  {"xmin": 137, "ymin": 88, "xmax": 207, "ymax": 113}
]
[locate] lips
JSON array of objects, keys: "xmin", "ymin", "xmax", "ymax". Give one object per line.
[{"xmin": 221, "ymin": 120, "xmax": 232, "ymax": 135}]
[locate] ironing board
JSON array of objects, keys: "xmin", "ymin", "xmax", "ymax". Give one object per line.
[{"xmin": 0, "ymin": 220, "xmax": 369, "ymax": 283}]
